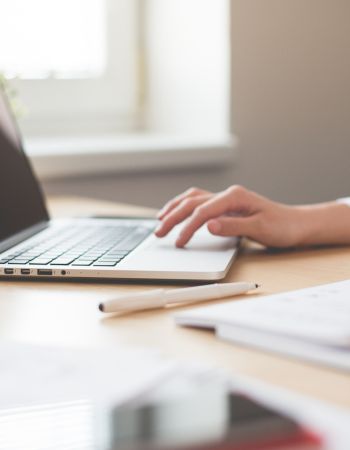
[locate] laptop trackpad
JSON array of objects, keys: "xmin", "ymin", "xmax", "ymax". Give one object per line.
[{"xmin": 119, "ymin": 225, "xmax": 238, "ymax": 273}]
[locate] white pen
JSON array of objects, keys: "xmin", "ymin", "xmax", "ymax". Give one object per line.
[{"xmin": 98, "ymin": 282, "xmax": 259, "ymax": 313}]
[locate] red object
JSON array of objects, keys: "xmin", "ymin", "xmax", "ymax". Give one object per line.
[{"xmin": 181, "ymin": 427, "xmax": 323, "ymax": 450}]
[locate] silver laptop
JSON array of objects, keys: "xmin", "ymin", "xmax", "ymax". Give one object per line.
[{"xmin": 0, "ymin": 91, "xmax": 238, "ymax": 281}]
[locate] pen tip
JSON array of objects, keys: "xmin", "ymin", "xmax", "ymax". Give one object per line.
[
  {"xmin": 98, "ymin": 303, "xmax": 104, "ymax": 312},
  {"xmin": 255, "ymin": 284, "xmax": 260, "ymax": 289}
]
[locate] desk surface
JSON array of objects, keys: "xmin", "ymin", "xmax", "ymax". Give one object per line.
[{"xmin": 1, "ymin": 196, "xmax": 350, "ymax": 408}]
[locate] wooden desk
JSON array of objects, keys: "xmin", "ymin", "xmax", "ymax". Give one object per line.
[{"xmin": 1, "ymin": 196, "xmax": 350, "ymax": 408}]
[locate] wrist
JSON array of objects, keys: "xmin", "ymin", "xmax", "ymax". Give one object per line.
[{"xmin": 294, "ymin": 202, "xmax": 350, "ymax": 246}]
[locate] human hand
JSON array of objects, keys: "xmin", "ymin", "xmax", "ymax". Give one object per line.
[{"xmin": 155, "ymin": 185, "xmax": 307, "ymax": 248}]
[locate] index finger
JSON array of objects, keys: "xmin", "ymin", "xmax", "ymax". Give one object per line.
[{"xmin": 175, "ymin": 187, "xmax": 247, "ymax": 247}]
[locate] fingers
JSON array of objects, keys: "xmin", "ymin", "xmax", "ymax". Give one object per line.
[
  {"xmin": 155, "ymin": 194, "xmax": 211, "ymax": 237},
  {"xmin": 156, "ymin": 185, "xmax": 262, "ymax": 247},
  {"xmin": 207, "ymin": 216, "xmax": 257, "ymax": 238},
  {"xmin": 175, "ymin": 186, "xmax": 251, "ymax": 247},
  {"xmin": 157, "ymin": 187, "xmax": 210, "ymax": 220}
]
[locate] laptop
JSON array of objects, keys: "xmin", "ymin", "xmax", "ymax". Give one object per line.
[{"xmin": 0, "ymin": 90, "xmax": 239, "ymax": 281}]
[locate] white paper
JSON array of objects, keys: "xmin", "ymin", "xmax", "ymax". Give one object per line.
[
  {"xmin": 0, "ymin": 342, "xmax": 176, "ymax": 410},
  {"xmin": 175, "ymin": 280, "xmax": 350, "ymax": 370},
  {"xmin": 218, "ymin": 324, "xmax": 350, "ymax": 372}
]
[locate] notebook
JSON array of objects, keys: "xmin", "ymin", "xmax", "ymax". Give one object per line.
[{"xmin": 174, "ymin": 280, "xmax": 350, "ymax": 372}]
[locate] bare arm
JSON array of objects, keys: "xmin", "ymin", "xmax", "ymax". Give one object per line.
[{"xmin": 155, "ymin": 185, "xmax": 350, "ymax": 248}]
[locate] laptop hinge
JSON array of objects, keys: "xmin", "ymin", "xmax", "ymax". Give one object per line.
[{"xmin": 0, "ymin": 221, "xmax": 49, "ymax": 254}]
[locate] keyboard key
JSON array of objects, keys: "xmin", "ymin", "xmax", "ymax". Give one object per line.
[
  {"xmin": 29, "ymin": 258, "xmax": 54, "ymax": 265},
  {"xmin": 81, "ymin": 253, "xmax": 101, "ymax": 258},
  {"xmin": 97, "ymin": 258, "xmax": 122, "ymax": 263},
  {"xmin": 93, "ymin": 261, "xmax": 118, "ymax": 267},
  {"xmin": 50, "ymin": 257, "xmax": 77, "ymax": 265},
  {"xmin": 72, "ymin": 260, "xmax": 94, "ymax": 266},
  {"xmin": 104, "ymin": 252, "xmax": 128, "ymax": 257},
  {"xmin": 8, "ymin": 260, "xmax": 31, "ymax": 264},
  {"xmin": 114, "ymin": 249, "xmax": 129, "ymax": 254},
  {"xmin": 19, "ymin": 253, "xmax": 41, "ymax": 258}
]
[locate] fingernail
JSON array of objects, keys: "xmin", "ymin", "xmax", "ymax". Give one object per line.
[
  {"xmin": 208, "ymin": 220, "xmax": 221, "ymax": 234},
  {"xmin": 155, "ymin": 225, "xmax": 163, "ymax": 236},
  {"xmin": 175, "ymin": 235, "xmax": 185, "ymax": 247}
]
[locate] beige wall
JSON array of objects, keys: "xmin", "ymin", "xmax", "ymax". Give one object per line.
[
  {"xmin": 230, "ymin": 0, "xmax": 350, "ymax": 203},
  {"xmin": 43, "ymin": 0, "xmax": 350, "ymax": 208}
]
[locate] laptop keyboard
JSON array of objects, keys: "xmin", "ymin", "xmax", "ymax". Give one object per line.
[{"xmin": 0, "ymin": 224, "xmax": 152, "ymax": 267}]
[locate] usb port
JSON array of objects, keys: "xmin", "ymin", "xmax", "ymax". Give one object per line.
[
  {"xmin": 4, "ymin": 268, "xmax": 14, "ymax": 275},
  {"xmin": 37, "ymin": 269, "xmax": 53, "ymax": 276},
  {"xmin": 21, "ymin": 269, "xmax": 31, "ymax": 275}
]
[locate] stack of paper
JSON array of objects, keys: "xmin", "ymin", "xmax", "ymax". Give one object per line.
[{"xmin": 175, "ymin": 280, "xmax": 350, "ymax": 372}]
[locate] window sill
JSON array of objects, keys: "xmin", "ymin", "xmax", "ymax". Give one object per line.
[{"xmin": 25, "ymin": 133, "xmax": 238, "ymax": 180}]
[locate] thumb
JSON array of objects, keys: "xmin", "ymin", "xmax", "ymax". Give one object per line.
[{"xmin": 207, "ymin": 216, "xmax": 256, "ymax": 238}]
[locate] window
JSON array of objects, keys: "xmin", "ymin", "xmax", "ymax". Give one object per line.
[
  {"xmin": 1, "ymin": 0, "xmax": 235, "ymax": 178},
  {"xmin": 0, "ymin": 0, "xmax": 139, "ymax": 136},
  {"xmin": 0, "ymin": 0, "xmax": 106, "ymax": 78},
  {"xmin": 145, "ymin": 0, "xmax": 231, "ymax": 138}
]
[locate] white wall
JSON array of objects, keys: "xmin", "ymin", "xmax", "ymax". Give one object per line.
[{"xmin": 43, "ymin": 0, "xmax": 350, "ymax": 208}]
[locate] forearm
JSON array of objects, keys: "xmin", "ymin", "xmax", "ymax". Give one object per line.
[{"xmin": 294, "ymin": 201, "xmax": 350, "ymax": 246}]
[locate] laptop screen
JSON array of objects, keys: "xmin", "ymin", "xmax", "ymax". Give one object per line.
[{"xmin": 0, "ymin": 91, "xmax": 49, "ymax": 242}]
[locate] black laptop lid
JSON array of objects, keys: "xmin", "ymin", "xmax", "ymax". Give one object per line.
[{"xmin": 0, "ymin": 90, "xmax": 49, "ymax": 243}]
